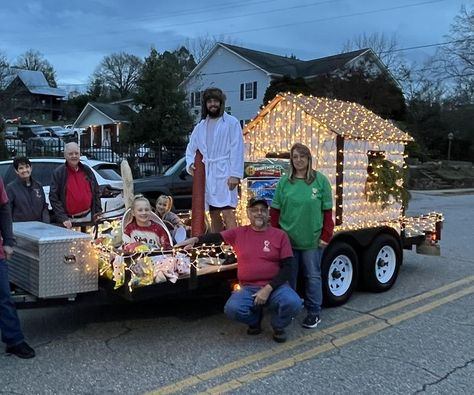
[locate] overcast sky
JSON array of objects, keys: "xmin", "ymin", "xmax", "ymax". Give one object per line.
[{"xmin": 0, "ymin": 0, "xmax": 469, "ymax": 90}]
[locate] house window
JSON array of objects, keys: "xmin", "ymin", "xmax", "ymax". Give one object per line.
[
  {"xmin": 240, "ymin": 82, "xmax": 257, "ymax": 101},
  {"xmin": 245, "ymin": 83, "xmax": 253, "ymax": 99},
  {"xmin": 240, "ymin": 119, "xmax": 252, "ymax": 128},
  {"xmin": 191, "ymin": 91, "xmax": 201, "ymax": 107},
  {"xmin": 194, "ymin": 91, "xmax": 201, "ymax": 106}
]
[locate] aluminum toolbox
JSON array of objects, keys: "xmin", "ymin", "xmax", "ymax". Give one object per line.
[{"xmin": 9, "ymin": 222, "xmax": 98, "ymax": 298}]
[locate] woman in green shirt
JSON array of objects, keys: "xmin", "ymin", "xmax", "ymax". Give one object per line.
[{"xmin": 271, "ymin": 143, "xmax": 334, "ymax": 329}]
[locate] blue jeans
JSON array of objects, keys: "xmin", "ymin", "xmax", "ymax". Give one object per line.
[
  {"xmin": 291, "ymin": 248, "xmax": 323, "ymax": 316},
  {"xmin": 0, "ymin": 260, "xmax": 24, "ymax": 346},
  {"xmin": 224, "ymin": 283, "xmax": 303, "ymax": 330}
]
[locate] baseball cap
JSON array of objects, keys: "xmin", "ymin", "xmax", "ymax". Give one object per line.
[{"xmin": 247, "ymin": 197, "xmax": 269, "ymax": 208}]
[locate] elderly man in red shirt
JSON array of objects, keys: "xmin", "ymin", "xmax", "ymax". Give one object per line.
[{"xmin": 49, "ymin": 142, "xmax": 102, "ymax": 228}]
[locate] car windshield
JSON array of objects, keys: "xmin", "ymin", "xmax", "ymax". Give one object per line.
[
  {"xmin": 31, "ymin": 126, "xmax": 47, "ymax": 134},
  {"xmin": 93, "ymin": 164, "xmax": 122, "ymax": 180},
  {"xmin": 164, "ymin": 157, "xmax": 185, "ymax": 176}
]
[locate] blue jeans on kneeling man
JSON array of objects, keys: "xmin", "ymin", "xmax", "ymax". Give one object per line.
[{"xmin": 224, "ymin": 283, "xmax": 303, "ymax": 330}]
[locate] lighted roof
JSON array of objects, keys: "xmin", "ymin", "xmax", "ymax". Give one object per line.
[{"xmin": 246, "ymin": 92, "xmax": 413, "ymax": 143}]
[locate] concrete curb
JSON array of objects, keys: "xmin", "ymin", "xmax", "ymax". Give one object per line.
[{"xmin": 409, "ymin": 188, "xmax": 474, "ymax": 195}]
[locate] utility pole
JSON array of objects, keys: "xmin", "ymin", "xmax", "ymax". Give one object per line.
[{"xmin": 447, "ymin": 132, "xmax": 454, "ymax": 162}]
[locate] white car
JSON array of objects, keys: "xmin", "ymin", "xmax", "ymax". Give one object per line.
[
  {"xmin": 136, "ymin": 143, "xmax": 155, "ymax": 159},
  {"xmin": 0, "ymin": 157, "xmax": 125, "ymax": 220},
  {"xmin": 83, "ymin": 148, "xmax": 122, "ymax": 163},
  {"xmin": 64, "ymin": 125, "xmax": 86, "ymax": 137}
]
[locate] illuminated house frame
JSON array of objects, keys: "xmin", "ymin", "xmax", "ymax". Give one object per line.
[{"xmin": 243, "ymin": 93, "xmax": 413, "ymax": 229}]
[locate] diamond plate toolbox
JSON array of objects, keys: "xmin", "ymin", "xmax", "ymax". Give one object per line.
[{"xmin": 9, "ymin": 222, "xmax": 98, "ymax": 298}]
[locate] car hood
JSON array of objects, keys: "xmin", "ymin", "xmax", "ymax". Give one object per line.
[{"xmin": 133, "ymin": 174, "xmax": 173, "ymax": 188}]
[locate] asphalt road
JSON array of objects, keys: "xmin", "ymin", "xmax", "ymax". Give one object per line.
[{"xmin": 1, "ymin": 191, "xmax": 473, "ymax": 395}]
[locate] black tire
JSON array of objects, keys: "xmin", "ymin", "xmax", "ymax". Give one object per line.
[
  {"xmin": 321, "ymin": 242, "xmax": 358, "ymax": 307},
  {"xmin": 361, "ymin": 234, "xmax": 402, "ymax": 292}
]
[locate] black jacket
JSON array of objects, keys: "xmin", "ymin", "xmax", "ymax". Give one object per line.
[
  {"xmin": 49, "ymin": 161, "xmax": 101, "ymax": 223},
  {"xmin": 6, "ymin": 177, "xmax": 50, "ymax": 223},
  {"xmin": 0, "ymin": 178, "xmax": 15, "ymax": 258}
]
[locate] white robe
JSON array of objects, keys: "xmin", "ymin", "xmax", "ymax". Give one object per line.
[{"xmin": 185, "ymin": 112, "xmax": 244, "ymax": 208}]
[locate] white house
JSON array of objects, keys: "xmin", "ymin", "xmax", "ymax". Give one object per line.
[
  {"xmin": 73, "ymin": 99, "xmax": 136, "ymax": 147},
  {"xmin": 180, "ymin": 43, "xmax": 397, "ymax": 127}
]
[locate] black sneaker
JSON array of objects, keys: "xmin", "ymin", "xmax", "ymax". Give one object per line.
[
  {"xmin": 6, "ymin": 341, "xmax": 35, "ymax": 359},
  {"xmin": 302, "ymin": 314, "xmax": 321, "ymax": 329},
  {"xmin": 247, "ymin": 325, "xmax": 262, "ymax": 335},
  {"xmin": 272, "ymin": 328, "xmax": 287, "ymax": 343}
]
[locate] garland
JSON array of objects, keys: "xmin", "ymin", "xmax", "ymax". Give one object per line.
[{"xmin": 365, "ymin": 157, "xmax": 410, "ymax": 208}]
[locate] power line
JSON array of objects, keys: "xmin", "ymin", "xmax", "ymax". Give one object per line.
[
  {"xmin": 2, "ymin": 0, "xmax": 454, "ymax": 84},
  {"xmin": 382, "ymin": 39, "xmax": 474, "ymax": 54},
  {"xmin": 14, "ymin": 0, "xmax": 448, "ymax": 58},
  {"xmin": 154, "ymin": 0, "xmax": 339, "ymax": 30},
  {"xmin": 13, "ymin": 36, "xmax": 472, "ymax": 87},
  {"xmin": 189, "ymin": 0, "xmax": 448, "ymax": 39},
  {"xmin": 4, "ymin": 0, "xmax": 333, "ymax": 42}
]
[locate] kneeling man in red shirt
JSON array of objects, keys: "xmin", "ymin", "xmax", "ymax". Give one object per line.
[{"xmin": 176, "ymin": 197, "xmax": 303, "ymax": 343}]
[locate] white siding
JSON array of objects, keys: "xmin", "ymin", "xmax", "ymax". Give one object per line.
[
  {"xmin": 184, "ymin": 47, "xmax": 271, "ymax": 124},
  {"xmin": 79, "ymin": 111, "xmax": 112, "ymax": 127}
]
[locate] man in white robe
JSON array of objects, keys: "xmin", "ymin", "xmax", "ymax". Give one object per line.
[{"xmin": 186, "ymin": 88, "xmax": 244, "ymax": 232}]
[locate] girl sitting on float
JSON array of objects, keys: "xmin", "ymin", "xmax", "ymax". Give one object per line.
[
  {"xmin": 155, "ymin": 195, "xmax": 190, "ymax": 241},
  {"xmin": 122, "ymin": 194, "xmax": 172, "ymax": 251}
]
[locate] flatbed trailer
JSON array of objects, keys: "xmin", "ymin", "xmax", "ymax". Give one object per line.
[
  {"xmin": 8, "ymin": 93, "xmax": 445, "ymax": 308},
  {"xmin": 8, "ymin": 221, "xmax": 238, "ymax": 307},
  {"xmin": 8, "ymin": 206, "xmax": 442, "ymax": 309}
]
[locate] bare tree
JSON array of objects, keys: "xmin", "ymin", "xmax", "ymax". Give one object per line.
[
  {"xmin": 435, "ymin": 5, "xmax": 474, "ymax": 101},
  {"xmin": 342, "ymin": 32, "xmax": 405, "ymax": 73},
  {"xmin": 14, "ymin": 49, "xmax": 57, "ymax": 87},
  {"xmin": 183, "ymin": 34, "xmax": 240, "ymax": 63},
  {"xmin": 0, "ymin": 50, "xmax": 11, "ymax": 90},
  {"xmin": 93, "ymin": 52, "xmax": 143, "ymax": 100}
]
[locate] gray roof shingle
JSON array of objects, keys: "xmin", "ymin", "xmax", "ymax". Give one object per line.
[
  {"xmin": 222, "ymin": 43, "xmax": 304, "ymax": 77},
  {"xmin": 12, "ymin": 69, "xmax": 66, "ymax": 97},
  {"xmin": 221, "ymin": 43, "xmax": 370, "ymax": 78},
  {"xmin": 89, "ymin": 102, "xmax": 135, "ymax": 122}
]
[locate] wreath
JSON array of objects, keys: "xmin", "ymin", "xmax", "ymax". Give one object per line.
[{"xmin": 365, "ymin": 156, "xmax": 410, "ymax": 209}]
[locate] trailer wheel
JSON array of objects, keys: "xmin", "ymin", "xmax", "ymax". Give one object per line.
[
  {"xmin": 322, "ymin": 242, "xmax": 358, "ymax": 307},
  {"xmin": 361, "ymin": 234, "xmax": 401, "ymax": 292}
]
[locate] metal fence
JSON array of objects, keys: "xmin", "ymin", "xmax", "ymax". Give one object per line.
[{"xmin": 0, "ymin": 138, "xmax": 185, "ymax": 178}]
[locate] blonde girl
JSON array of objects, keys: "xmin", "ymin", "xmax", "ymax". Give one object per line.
[
  {"xmin": 155, "ymin": 195, "xmax": 183, "ymax": 230},
  {"xmin": 123, "ymin": 195, "xmax": 172, "ymax": 249}
]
